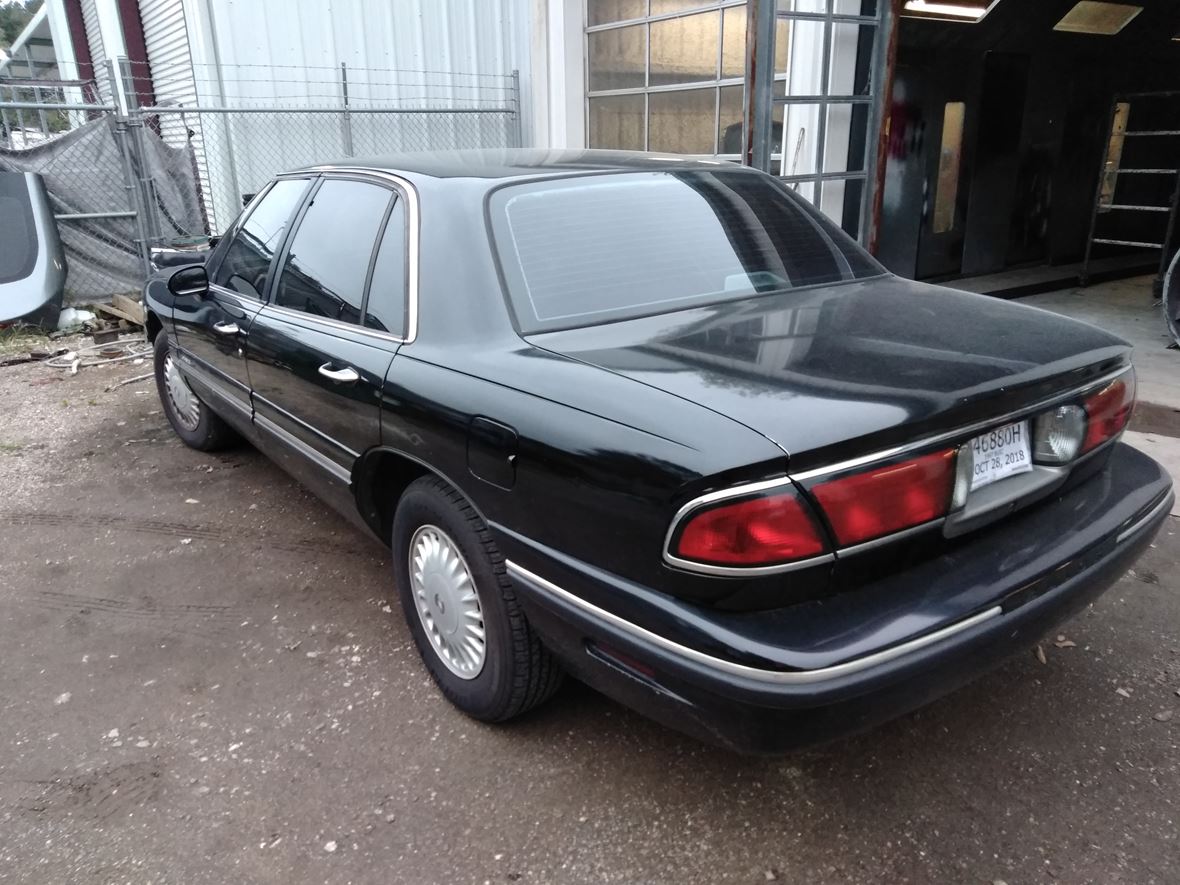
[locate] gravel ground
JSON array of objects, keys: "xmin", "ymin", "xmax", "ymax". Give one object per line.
[{"xmin": 0, "ymin": 343, "xmax": 1177, "ymax": 885}]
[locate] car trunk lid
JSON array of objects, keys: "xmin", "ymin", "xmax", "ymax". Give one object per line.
[{"xmin": 526, "ymin": 275, "xmax": 1130, "ymax": 472}]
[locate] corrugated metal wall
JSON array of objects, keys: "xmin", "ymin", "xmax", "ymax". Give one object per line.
[
  {"xmin": 127, "ymin": 0, "xmax": 529, "ymax": 236},
  {"xmin": 195, "ymin": 0, "xmax": 527, "ymax": 108},
  {"xmin": 80, "ymin": 0, "xmax": 110, "ymax": 102},
  {"xmin": 140, "ymin": 0, "xmax": 196, "ymax": 110},
  {"xmin": 188, "ymin": 0, "xmax": 529, "ymax": 230},
  {"xmin": 140, "ymin": 0, "xmax": 215, "ymax": 237},
  {"xmin": 260, "ymin": 0, "xmax": 523, "ymax": 84}
]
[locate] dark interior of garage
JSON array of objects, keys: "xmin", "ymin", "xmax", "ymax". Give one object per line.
[{"xmin": 875, "ymin": 0, "xmax": 1180, "ymax": 291}]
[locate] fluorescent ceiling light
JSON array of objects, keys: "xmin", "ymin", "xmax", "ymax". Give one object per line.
[
  {"xmin": 1054, "ymin": 2, "xmax": 1143, "ymax": 35},
  {"xmin": 901, "ymin": 1, "xmax": 1000, "ymax": 23}
]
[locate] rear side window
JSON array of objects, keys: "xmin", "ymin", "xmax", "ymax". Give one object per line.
[
  {"xmin": 212, "ymin": 178, "xmax": 309, "ymax": 299},
  {"xmin": 364, "ymin": 198, "xmax": 408, "ymax": 337},
  {"xmin": 0, "ymin": 175, "xmax": 37, "ymax": 284},
  {"xmin": 273, "ymin": 179, "xmax": 392, "ymax": 323},
  {"xmin": 489, "ymin": 169, "xmax": 883, "ymax": 333}
]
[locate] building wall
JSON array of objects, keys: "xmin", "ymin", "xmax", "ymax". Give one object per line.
[
  {"xmin": 80, "ymin": 0, "xmax": 111, "ymax": 100},
  {"xmin": 179, "ymin": 0, "xmax": 528, "ymax": 109}
]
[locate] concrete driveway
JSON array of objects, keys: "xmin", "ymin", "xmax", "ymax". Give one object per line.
[{"xmin": 0, "ymin": 349, "xmax": 1177, "ymax": 885}]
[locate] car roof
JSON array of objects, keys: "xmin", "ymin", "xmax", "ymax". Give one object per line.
[{"xmin": 292, "ymin": 148, "xmax": 741, "ymax": 180}]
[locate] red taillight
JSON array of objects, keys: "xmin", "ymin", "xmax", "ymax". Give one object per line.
[
  {"xmin": 811, "ymin": 449, "xmax": 956, "ymax": 547},
  {"xmin": 673, "ymin": 491, "xmax": 827, "ymax": 566},
  {"xmin": 1081, "ymin": 374, "xmax": 1135, "ymax": 453}
]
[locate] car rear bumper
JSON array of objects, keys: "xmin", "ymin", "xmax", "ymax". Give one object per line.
[{"xmin": 503, "ymin": 443, "xmax": 1172, "ymax": 753}]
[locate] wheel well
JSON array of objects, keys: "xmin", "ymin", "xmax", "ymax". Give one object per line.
[
  {"xmin": 354, "ymin": 449, "xmax": 433, "ymax": 545},
  {"xmin": 145, "ymin": 310, "xmax": 163, "ymax": 342}
]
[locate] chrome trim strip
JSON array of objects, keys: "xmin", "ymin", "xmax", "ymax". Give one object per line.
[
  {"xmin": 254, "ymin": 413, "xmax": 352, "ymax": 484},
  {"xmin": 175, "ymin": 348, "xmax": 250, "ymax": 397},
  {"xmin": 506, "ymin": 561, "xmax": 1003, "ymax": 685},
  {"xmin": 838, "ymin": 517, "xmax": 946, "ymax": 556},
  {"xmin": 789, "ymin": 365, "xmax": 1133, "ymax": 482},
  {"xmin": 207, "ymin": 283, "xmax": 263, "ymax": 309},
  {"xmin": 1116, "ymin": 493, "xmax": 1173, "ymax": 543},
  {"xmin": 663, "ymin": 550, "xmax": 835, "ymax": 578},
  {"xmin": 264, "ymin": 302, "xmax": 405, "ymax": 345},
  {"xmin": 254, "ymin": 394, "xmax": 360, "ymax": 460}
]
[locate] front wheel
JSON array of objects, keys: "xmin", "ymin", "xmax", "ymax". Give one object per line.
[
  {"xmin": 392, "ymin": 476, "xmax": 563, "ymax": 721},
  {"xmin": 153, "ymin": 332, "xmax": 236, "ymax": 451}
]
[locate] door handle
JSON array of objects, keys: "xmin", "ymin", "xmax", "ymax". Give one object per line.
[
  {"xmin": 318, "ymin": 363, "xmax": 360, "ymax": 384},
  {"xmin": 212, "ymin": 321, "xmax": 240, "ymax": 335}
]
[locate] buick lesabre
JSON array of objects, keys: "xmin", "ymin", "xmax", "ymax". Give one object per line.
[{"xmin": 143, "ymin": 150, "xmax": 1172, "ymax": 753}]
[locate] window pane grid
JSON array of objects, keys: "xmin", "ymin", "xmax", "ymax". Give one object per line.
[
  {"xmin": 586, "ymin": 0, "xmax": 882, "ymax": 238},
  {"xmin": 773, "ymin": 0, "xmax": 880, "ymax": 237},
  {"xmin": 586, "ymin": 0, "xmax": 747, "ymax": 32},
  {"xmin": 587, "ymin": 0, "xmax": 744, "ymax": 155}
]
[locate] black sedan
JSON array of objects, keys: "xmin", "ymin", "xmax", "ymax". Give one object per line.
[{"xmin": 144, "ymin": 150, "xmax": 1172, "ymax": 753}]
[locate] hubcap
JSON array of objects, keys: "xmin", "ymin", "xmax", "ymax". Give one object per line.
[
  {"xmin": 409, "ymin": 525, "xmax": 486, "ymax": 679},
  {"xmin": 163, "ymin": 350, "xmax": 201, "ymax": 432}
]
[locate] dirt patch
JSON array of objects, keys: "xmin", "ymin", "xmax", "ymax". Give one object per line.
[{"xmin": 1, "ymin": 339, "xmax": 1179, "ymax": 884}]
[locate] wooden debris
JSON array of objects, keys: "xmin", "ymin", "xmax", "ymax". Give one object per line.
[{"xmin": 112, "ymin": 294, "xmax": 146, "ymax": 325}]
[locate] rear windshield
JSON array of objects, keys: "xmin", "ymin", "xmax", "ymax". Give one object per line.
[{"xmin": 488, "ymin": 168, "xmax": 883, "ymax": 333}]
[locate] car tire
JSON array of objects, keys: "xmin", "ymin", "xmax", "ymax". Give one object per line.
[
  {"xmin": 153, "ymin": 332, "xmax": 236, "ymax": 451},
  {"xmin": 392, "ymin": 476, "xmax": 563, "ymax": 721}
]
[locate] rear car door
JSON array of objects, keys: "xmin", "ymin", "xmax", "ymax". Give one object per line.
[
  {"xmin": 245, "ymin": 174, "xmax": 403, "ymax": 518},
  {"xmin": 172, "ymin": 177, "xmax": 310, "ymax": 429}
]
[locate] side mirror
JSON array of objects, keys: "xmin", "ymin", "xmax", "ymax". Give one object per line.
[{"xmin": 168, "ymin": 264, "xmax": 209, "ymax": 299}]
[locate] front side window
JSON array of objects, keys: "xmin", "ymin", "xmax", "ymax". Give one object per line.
[
  {"xmin": 212, "ymin": 178, "xmax": 309, "ymax": 299},
  {"xmin": 489, "ymin": 168, "xmax": 883, "ymax": 333},
  {"xmin": 273, "ymin": 179, "xmax": 392, "ymax": 323}
]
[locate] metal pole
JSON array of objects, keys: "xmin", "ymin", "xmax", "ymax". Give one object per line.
[
  {"xmin": 108, "ymin": 59, "xmax": 153, "ymax": 279},
  {"xmin": 136, "ymin": 104, "xmax": 517, "ymax": 115},
  {"xmin": 340, "ymin": 61, "xmax": 354, "ymax": 157},
  {"xmin": 813, "ymin": 3, "xmax": 833, "ymax": 205},
  {"xmin": 0, "ymin": 99, "xmax": 117, "ymax": 111},
  {"xmin": 511, "ymin": 68, "xmax": 522, "ymax": 148},
  {"xmin": 743, "ymin": 0, "xmax": 776, "ymax": 171},
  {"xmin": 114, "ymin": 114, "xmax": 154, "ymax": 278},
  {"xmin": 866, "ymin": 0, "xmax": 897, "ymax": 254},
  {"xmin": 119, "ymin": 57, "xmax": 164, "ymax": 245},
  {"xmin": 0, "ymin": 84, "xmax": 12, "ymax": 148}
]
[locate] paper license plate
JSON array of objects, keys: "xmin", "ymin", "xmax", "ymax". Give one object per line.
[{"xmin": 969, "ymin": 420, "xmax": 1032, "ymax": 491}]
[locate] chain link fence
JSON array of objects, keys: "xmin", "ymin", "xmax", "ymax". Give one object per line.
[
  {"xmin": 125, "ymin": 59, "xmax": 521, "ymax": 250},
  {"xmin": 0, "ymin": 68, "xmax": 145, "ymax": 303},
  {"xmin": 0, "ymin": 59, "xmax": 522, "ymax": 306}
]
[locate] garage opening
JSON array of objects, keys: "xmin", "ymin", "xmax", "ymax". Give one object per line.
[{"xmin": 875, "ymin": 0, "xmax": 1180, "ymax": 294}]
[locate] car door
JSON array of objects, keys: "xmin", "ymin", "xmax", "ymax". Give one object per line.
[
  {"xmin": 245, "ymin": 174, "xmax": 403, "ymax": 519},
  {"xmin": 172, "ymin": 177, "xmax": 311, "ymax": 430}
]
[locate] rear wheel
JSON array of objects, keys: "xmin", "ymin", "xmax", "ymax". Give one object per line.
[
  {"xmin": 392, "ymin": 476, "xmax": 563, "ymax": 721},
  {"xmin": 153, "ymin": 333, "xmax": 236, "ymax": 451}
]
